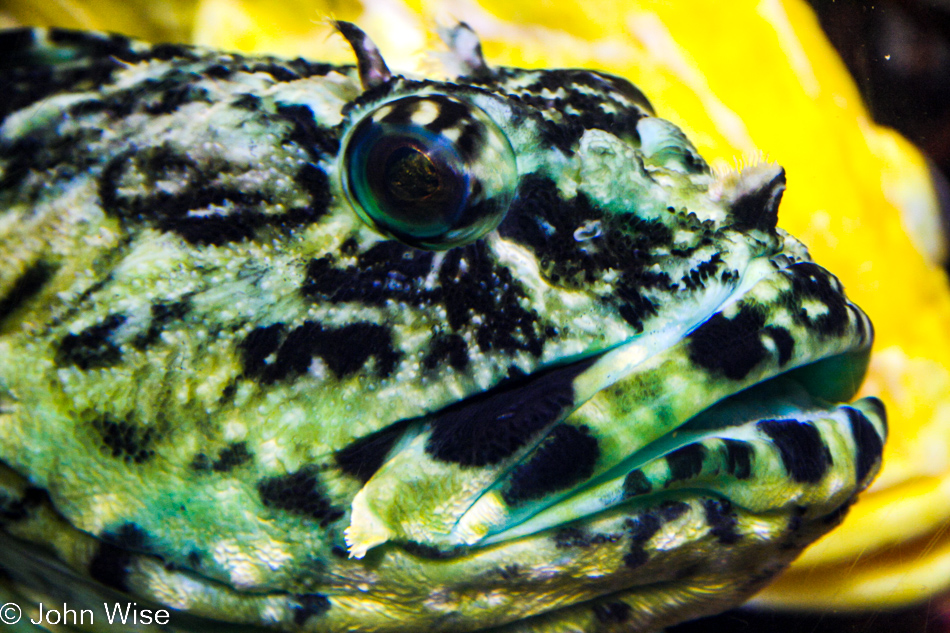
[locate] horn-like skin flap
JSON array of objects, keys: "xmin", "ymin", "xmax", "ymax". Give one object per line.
[{"xmin": 335, "ymin": 20, "xmax": 392, "ymax": 89}]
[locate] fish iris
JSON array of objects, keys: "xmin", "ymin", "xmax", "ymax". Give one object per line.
[{"xmin": 342, "ymin": 94, "xmax": 516, "ymax": 249}]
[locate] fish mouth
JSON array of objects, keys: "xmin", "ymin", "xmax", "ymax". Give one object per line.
[
  {"xmin": 345, "ymin": 258, "xmax": 886, "ymax": 558},
  {"xmin": 476, "ymin": 355, "xmax": 884, "ymax": 547}
]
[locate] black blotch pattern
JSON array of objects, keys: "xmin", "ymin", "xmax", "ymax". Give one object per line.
[
  {"xmin": 241, "ymin": 321, "xmax": 400, "ymax": 383},
  {"xmin": 0, "ymin": 487, "xmax": 49, "ymax": 523},
  {"xmin": 1, "ymin": 129, "xmax": 102, "ymax": 200},
  {"xmin": 282, "ymin": 322, "xmax": 398, "ymax": 380},
  {"xmin": 423, "ymin": 334, "xmax": 470, "ymax": 371},
  {"xmin": 339, "ymin": 237, "xmax": 359, "ymax": 255},
  {"xmin": 666, "ymin": 444, "xmax": 706, "ymax": 482},
  {"xmin": 205, "ymin": 64, "xmax": 233, "ymax": 79},
  {"xmin": 125, "ymin": 42, "xmax": 198, "ymax": 62},
  {"xmin": 554, "ymin": 527, "xmax": 590, "ymax": 549},
  {"xmin": 702, "ymin": 498, "xmax": 741, "ymax": 544},
  {"xmin": 723, "ymin": 439, "xmax": 753, "ymax": 480},
  {"xmin": 471, "ymin": 69, "xmax": 652, "ymax": 154},
  {"xmin": 0, "ymin": 261, "xmax": 54, "ymax": 324},
  {"xmin": 687, "ymin": 305, "xmax": 768, "ymax": 380},
  {"xmin": 212, "ymin": 442, "xmax": 253, "ymax": 472},
  {"xmin": 240, "ymin": 323, "xmax": 285, "ymax": 376},
  {"xmin": 376, "ymin": 97, "xmax": 415, "ymax": 125},
  {"xmin": 160, "ymin": 210, "xmax": 260, "ymax": 245},
  {"xmin": 133, "ymin": 300, "xmax": 190, "ymax": 349},
  {"xmin": 190, "ymin": 453, "xmax": 212, "ymax": 471},
  {"xmin": 425, "ymin": 96, "xmax": 472, "ymax": 133},
  {"xmin": 295, "ymin": 163, "xmax": 332, "ymax": 220},
  {"xmin": 438, "ymin": 243, "xmax": 544, "ymax": 356},
  {"xmin": 247, "ymin": 62, "xmax": 298, "ymax": 82},
  {"xmin": 681, "ymin": 253, "xmax": 723, "ymax": 292},
  {"xmin": 623, "ymin": 512, "xmax": 662, "ymax": 568},
  {"xmin": 502, "ymin": 424, "xmax": 600, "ymax": 504},
  {"xmin": 497, "ymin": 174, "xmax": 673, "ymax": 332},
  {"xmin": 496, "ymin": 174, "xmax": 596, "ymax": 283},
  {"xmin": 63, "ymin": 66, "xmax": 209, "ymax": 119},
  {"xmin": 593, "ymin": 601, "xmax": 633, "ymax": 625},
  {"xmin": 231, "ymin": 92, "xmax": 261, "ymax": 109},
  {"xmin": 58, "ymin": 314, "xmax": 126, "ymax": 369},
  {"xmin": 143, "ymin": 81, "xmax": 211, "ymax": 115},
  {"xmin": 1, "ymin": 28, "xmax": 128, "ymax": 125},
  {"xmin": 94, "ymin": 417, "xmax": 155, "ymax": 464},
  {"xmin": 614, "ymin": 275, "xmax": 663, "ymax": 333},
  {"xmin": 507, "ymin": 365, "xmax": 528, "ymax": 380},
  {"xmin": 454, "ymin": 123, "xmax": 485, "ymax": 161},
  {"xmin": 622, "ymin": 470, "xmax": 652, "ymax": 498},
  {"xmin": 246, "ymin": 58, "xmax": 335, "ymax": 80},
  {"xmin": 764, "ymin": 325, "xmax": 795, "ymax": 367},
  {"xmin": 865, "ymin": 396, "xmax": 888, "ymax": 434},
  {"xmin": 581, "ymin": 70, "xmax": 654, "ymax": 114},
  {"xmin": 202, "ymin": 57, "xmax": 334, "ymax": 82},
  {"xmin": 99, "ymin": 146, "xmax": 329, "ymax": 245},
  {"xmin": 276, "ymin": 104, "xmax": 340, "ymax": 160},
  {"xmin": 257, "ymin": 467, "xmax": 344, "ymax": 527},
  {"xmin": 758, "ymin": 419, "xmax": 832, "ymax": 484},
  {"xmin": 848, "ymin": 303, "xmax": 869, "ymax": 344},
  {"xmin": 785, "ymin": 263, "xmax": 850, "ymax": 337},
  {"xmin": 425, "ymin": 357, "xmax": 594, "ymax": 467},
  {"xmin": 376, "ymin": 95, "xmax": 475, "ymax": 137},
  {"xmin": 658, "ymin": 500, "xmax": 690, "ymax": 523},
  {"xmin": 335, "ymin": 418, "xmax": 414, "ymax": 483},
  {"xmin": 303, "ymin": 242, "xmax": 545, "ymax": 357},
  {"xmin": 100, "ymin": 148, "xmax": 243, "ymax": 217},
  {"xmin": 845, "ymin": 407, "xmax": 884, "ymax": 484},
  {"xmin": 302, "ymin": 243, "xmax": 435, "ymax": 306},
  {"xmin": 89, "ymin": 523, "xmax": 149, "ymax": 592},
  {"xmin": 553, "ymin": 526, "xmax": 621, "ymax": 549},
  {"xmin": 66, "ymin": 93, "xmax": 131, "ymax": 118},
  {"xmin": 730, "ymin": 169, "xmax": 785, "ymax": 232},
  {"xmin": 292, "ymin": 594, "xmax": 331, "ymax": 626}
]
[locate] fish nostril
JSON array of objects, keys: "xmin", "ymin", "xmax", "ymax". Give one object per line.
[{"xmin": 573, "ymin": 220, "xmax": 603, "ymax": 241}]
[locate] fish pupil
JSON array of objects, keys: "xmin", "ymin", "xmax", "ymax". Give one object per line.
[
  {"xmin": 372, "ymin": 142, "xmax": 465, "ymax": 230},
  {"xmin": 385, "ymin": 147, "xmax": 442, "ymax": 202}
]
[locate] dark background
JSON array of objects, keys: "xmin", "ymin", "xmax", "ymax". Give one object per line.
[
  {"xmin": 809, "ymin": 0, "xmax": 950, "ymax": 267},
  {"xmin": 808, "ymin": 0, "xmax": 950, "ymax": 184}
]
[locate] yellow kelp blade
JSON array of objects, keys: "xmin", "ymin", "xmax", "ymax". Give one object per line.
[{"xmin": 4, "ymin": 0, "xmax": 950, "ymax": 612}]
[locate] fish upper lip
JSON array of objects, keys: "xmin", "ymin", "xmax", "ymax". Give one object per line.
[{"xmin": 440, "ymin": 258, "xmax": 875, "ymax": 548}]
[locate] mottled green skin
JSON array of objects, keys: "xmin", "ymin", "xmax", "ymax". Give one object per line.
[{"xmin": 0, "ymin": 27, "xmax": 885, "ymax": 632}]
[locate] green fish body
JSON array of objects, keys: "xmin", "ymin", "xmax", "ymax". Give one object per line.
[{"xmin": 0, "ymin": 24, "xmax": 885, "ymax": 632}]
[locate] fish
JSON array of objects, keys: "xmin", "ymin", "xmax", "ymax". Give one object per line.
[{"xmin": 0, "ymin": 20, "xmax": 884, "ymax": 632}]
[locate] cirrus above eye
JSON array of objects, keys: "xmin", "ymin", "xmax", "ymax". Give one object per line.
[{"xmin": 342, "ymin": 95, "xmax": 517, "ymax": 249}]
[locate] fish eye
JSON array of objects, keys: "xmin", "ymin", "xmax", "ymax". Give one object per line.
[{"xmin": 342, "ymin": 95, "xmax": 517, "ymax": 249}]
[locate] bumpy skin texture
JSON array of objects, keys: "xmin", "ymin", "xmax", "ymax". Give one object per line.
[{"xmin": 0, "ymin": 27, "xmax": 885, "ymax": 632}]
